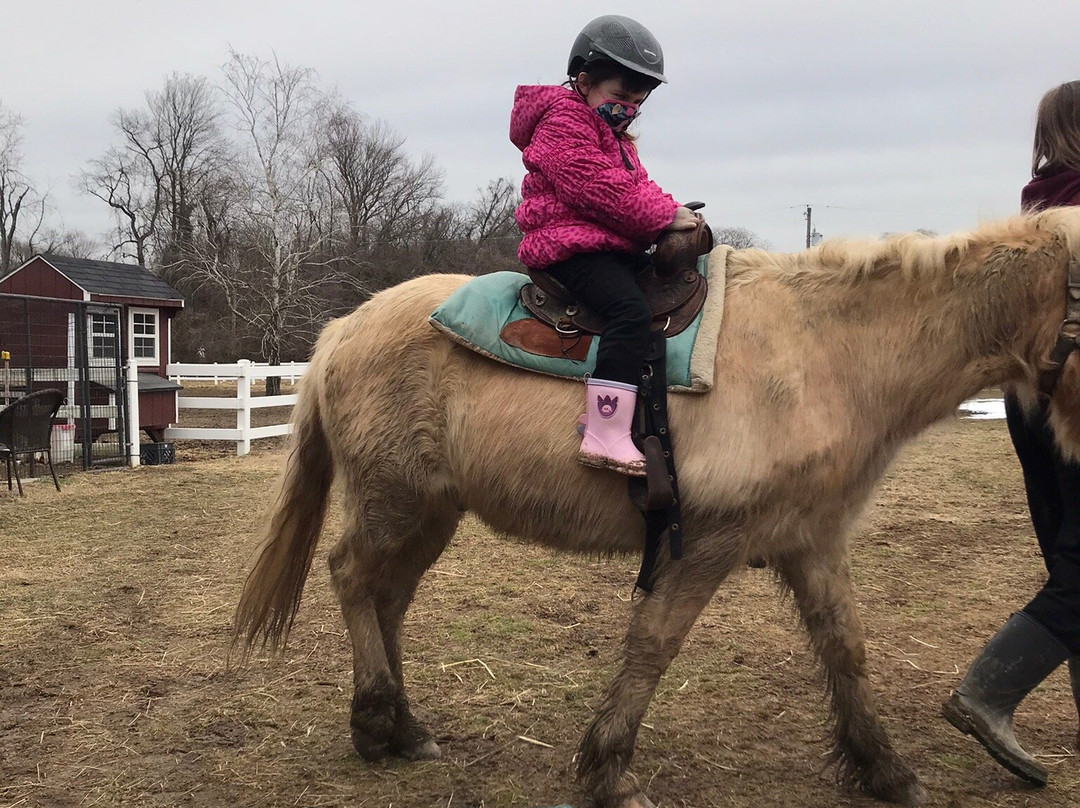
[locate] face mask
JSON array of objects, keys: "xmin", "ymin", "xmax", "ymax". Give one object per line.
[{"xmin": 595, "ymin": 99, "xmax": 639, "ymax": 133}]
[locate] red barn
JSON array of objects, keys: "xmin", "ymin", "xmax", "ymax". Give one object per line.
[{"xmin": 0, "ymin": 254, "xmax": 184, "ymax": 442}]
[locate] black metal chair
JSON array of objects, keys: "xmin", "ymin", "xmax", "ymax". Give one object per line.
[{"xmin": 0, "ymin": 388, "xmax": 65, "ymax": 496}]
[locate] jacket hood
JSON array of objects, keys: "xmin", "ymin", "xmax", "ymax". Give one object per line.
[
  {"xmin": 510, "ymin": 85, "xmax": 584, "ymax": 150},
  {"xmin": 1022, "ymin": 168, "xmax": 1080, "ymax": 210}
]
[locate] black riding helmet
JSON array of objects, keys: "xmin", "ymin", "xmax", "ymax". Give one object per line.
[{"xmin": 567, "ymin": 15, "xmax": 667, "ymax": 86}]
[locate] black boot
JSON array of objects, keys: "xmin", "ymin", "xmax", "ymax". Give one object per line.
[
  {"xmin": 941, "ymin": 612, "xmax": 1068, "ymax": 786},
  {"xmin": 1070, "ymin": 657, "xmax": 1080, "ymax": 751}
]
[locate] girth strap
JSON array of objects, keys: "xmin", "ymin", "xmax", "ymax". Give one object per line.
[{"xmin": 632, "ymin": 330, "xmax": 684, "ymax": 593}]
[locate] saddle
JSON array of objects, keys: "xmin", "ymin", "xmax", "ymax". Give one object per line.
[{"xmin": 514, "ymin": 215, "xmax": 714, "ymax": 355}]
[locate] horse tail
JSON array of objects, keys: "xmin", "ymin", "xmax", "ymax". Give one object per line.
[{"xmin": 232, "ymin": 320, "xmax": 342, "ymax": 659}]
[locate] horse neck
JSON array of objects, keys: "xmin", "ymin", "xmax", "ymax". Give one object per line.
[{"xmin": 823, "ymin": 233, "xmax": 1066, "ymax": 437}]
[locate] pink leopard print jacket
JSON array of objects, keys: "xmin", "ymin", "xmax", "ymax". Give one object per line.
[{"xmin": 510, "ymin": 85, "xmax": 680, "ymax": 270}]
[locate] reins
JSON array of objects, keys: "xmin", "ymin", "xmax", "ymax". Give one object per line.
[{"xmin": 1037, "ymin": 258, "xmax": 1080, "ymax": 400}]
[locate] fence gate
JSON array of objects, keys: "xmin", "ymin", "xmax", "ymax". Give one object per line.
[{"xmin": 0, "ymin": 293, "xmax": 127, "ymax": 469}]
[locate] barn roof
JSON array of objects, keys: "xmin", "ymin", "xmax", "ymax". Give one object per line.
[{"xmin": 37, "ymin": 254, "xmax": 184, "ymax": 303}]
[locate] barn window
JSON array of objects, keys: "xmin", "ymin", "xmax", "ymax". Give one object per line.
[
  {"xmin": 129, "ymin": 308, "xmax": 159, "ymax": 365},
  {"xmin": 89, "ymin": 313, "xmax": 119, "ymax": 360}
]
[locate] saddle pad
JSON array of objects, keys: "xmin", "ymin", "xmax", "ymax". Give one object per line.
[{"xmin": 429, "ymin": 246, "xmax": 730, "ymax": 392}]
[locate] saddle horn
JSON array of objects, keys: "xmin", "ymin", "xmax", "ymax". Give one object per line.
[{"xmin": 653, "ymin": 211, "xmax": 713, "ymax": 279}]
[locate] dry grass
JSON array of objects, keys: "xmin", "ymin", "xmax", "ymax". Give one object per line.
[{"xmin": 1, "ymin": 418, "xmax": 1078, "ymax": 807}]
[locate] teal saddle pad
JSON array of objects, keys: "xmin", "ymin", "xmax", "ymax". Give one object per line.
[{"xmin": 429, "ymin": 252, "xmax": 724, "ymax": 392}]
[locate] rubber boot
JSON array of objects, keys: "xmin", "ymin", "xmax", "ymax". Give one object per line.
[
  {"xmin": 1070, "ymin": 657, "xmax": 1080, "ymax": 751},
  {"xmin": 941, "ymin": 611, "xmax": 1069, "ymax": 785},
  {"xmin": 578, "ymin": 378, "xmax": 646, "ymax": 476}
]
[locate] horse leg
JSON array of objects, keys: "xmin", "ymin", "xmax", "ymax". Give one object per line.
[
  {"xmin": 329, "ymin": 493, "xmax": 457, "ymax": 763},
  {"xmin": 577, "ymin": 549, "xmax": 736, "ymax": 808},
  {"xmin": 775, "ymin": 551, "xmax": 926, "ymax": 807},
  {"xmin": 372, "ymin": 500, "xmax": 460, "ymax": 760}
]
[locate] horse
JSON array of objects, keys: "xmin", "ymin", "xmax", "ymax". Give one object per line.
[{"xmin": 233, "ymin": 208, "xmax": 1080, "ymax": 808}]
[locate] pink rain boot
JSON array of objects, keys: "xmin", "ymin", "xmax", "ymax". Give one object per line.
[{"xmin": 579, "ymin": 378, "xmax": 646, "ymax": 476}]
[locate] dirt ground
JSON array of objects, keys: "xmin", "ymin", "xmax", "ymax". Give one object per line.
[{"xmin": 1, "ymin": 416, "xmax": 1078, "ymax": 808}]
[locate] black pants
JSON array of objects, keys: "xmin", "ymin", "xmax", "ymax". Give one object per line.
[
  {"xmin": 545, "ymin": 251, "xmax": 651, "ymax": 387},
  {"xmin": 1005, "ymin": 393, "xmax": 1080, "ymax": 653}
]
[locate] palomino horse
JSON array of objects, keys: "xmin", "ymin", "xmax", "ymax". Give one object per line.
[{"xmin": 234, "ymin": 209, "xmax": 1080, "ymax": 808}]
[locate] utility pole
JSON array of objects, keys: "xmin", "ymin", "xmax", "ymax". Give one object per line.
[{"xmin": 804, "ymin": 205, "xmax": 822, "ymax": 248}]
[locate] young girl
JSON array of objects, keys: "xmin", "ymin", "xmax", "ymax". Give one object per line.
[
  {"xmin": 942, "ymin": 79, "xmax": 1080, "ymax": 785},
  {"xmin": 509, "ymin": 14, "xmax": 698, "ymax": 477}
]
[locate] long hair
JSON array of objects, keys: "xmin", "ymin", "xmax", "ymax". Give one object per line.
[{"xmin": 1032, "ymin": 80, "xmax": 1080, "ymax": 177}]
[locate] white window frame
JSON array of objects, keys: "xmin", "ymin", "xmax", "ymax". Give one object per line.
[
  {"xmin": 129, "ymin": 307, "xmax": 160, "ymax": 366},
  {"xmin": 88, "ymin": 311, "xmax": 119, "ymax": 361}
]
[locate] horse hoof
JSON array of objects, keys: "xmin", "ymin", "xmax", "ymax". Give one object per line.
[
  {"xmin": 868, "ymin": 774, "xmax": 927, "ymax": 807},
  {"xmin": 893, "ymin": 782, "xmax": 927, "ymax": 807},
  {"xmin": 350, "ymin": 689, "xmax": 396, "ymax": 762},
  {"xmin": 397, "ymin": 738, "xmax": 442, "ymax": 761},
  {"xmin": 860, "ymin": 756, "xmax": 926, "ymax": 807},
  {"xmin": 351, "ymin": 732, "xmax": 391, "ymax": 762}
]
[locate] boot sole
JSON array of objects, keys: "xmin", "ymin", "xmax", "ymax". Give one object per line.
[
  {"xmin": 941, "ymin": 698, "xmax": 1047, "ymax": 786},
  {"xmin": 578, "ymin": 453, "xmax": 646, "ymax": 477}
]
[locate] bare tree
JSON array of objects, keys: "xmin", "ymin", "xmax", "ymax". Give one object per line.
[
  {"xmin": 712, "ymin": 225, "xmax": 770, "ymax": 250},
  {"xmin": 81, "ymin": 146, "xmax": 160, "ymax": 265},
  {"xmin": 182, "ymin": 51, "xmax": 363, "ymax": 392},
  {"xmin": 0, "ymin": 103, "xmax": 46, "ymax": 274},
  {"xmin": 82, "ymin": 74, "xmax": 225, "ymax": 266},
  {"xmin": 446, "ymin": 178, "xmax": 521, "ymax": 274},
  {"xmin": 222, "ymin": 51, "xmax": 322, "ymax": 383},
  {"xmin": 149, "ymin": 75, "xmax": 224, "ymax": 255},
  {"xmin": 320, "ymin": 107, "xmax": 444, "ymax": 254},
  {"xmin": 29, "ymin": 226, "xmax": 99, "ymax": 259},
  {"xmin": 464, "ymin": 178, "xmax": 519, "ymax": 243},
  {"xmin": 70, "ymin": 56, "xmax": 523, "ymax": 365}
]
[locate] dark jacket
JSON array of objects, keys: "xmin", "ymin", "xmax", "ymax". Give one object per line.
[{"xmin": 1011, "ymin": 167, "xmax": 1080, "ymax": 652}]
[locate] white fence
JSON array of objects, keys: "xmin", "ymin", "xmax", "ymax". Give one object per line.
[
  {"xmin": 163, "ymin": 360, "xmax": 309, "ymax": 456},
  {"xmin": 170, "ymin": 361, "xmax": 306, "ymax": 386}
]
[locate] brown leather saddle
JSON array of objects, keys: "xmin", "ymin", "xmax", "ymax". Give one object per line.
[{"xmin": 508, "ymin": 216, "xmax": 715, "ymax": 360}]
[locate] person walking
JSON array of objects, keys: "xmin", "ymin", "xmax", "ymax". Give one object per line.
[{"xmin": 941, "ymin": 79, "xmax": 1080, "ymax": 786}]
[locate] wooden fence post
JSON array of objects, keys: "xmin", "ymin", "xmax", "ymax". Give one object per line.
[{"xmin": 236, "ymin": 359, "xmax": 252, "ymax": 456}]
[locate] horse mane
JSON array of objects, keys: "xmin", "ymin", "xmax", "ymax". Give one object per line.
[{"xmin": 725, "ymin": 208, "xmax": 1080, "ymax": 291}]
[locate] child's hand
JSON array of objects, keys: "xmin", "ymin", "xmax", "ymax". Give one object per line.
[{"xmin": 665, "ymin": 206, "xmax": 701, "ymax": 231}]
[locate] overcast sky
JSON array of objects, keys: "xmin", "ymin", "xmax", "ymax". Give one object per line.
[{"xmin": 3, "ymin": 0, "xmax": 1080, "ymax": 254}]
